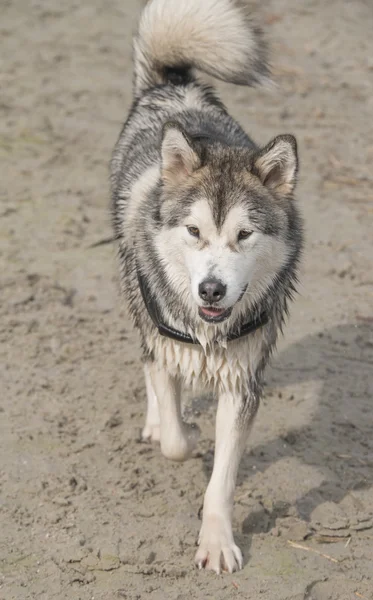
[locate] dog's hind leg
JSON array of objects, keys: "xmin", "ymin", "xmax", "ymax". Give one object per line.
[
  {"xmin": 142, "ymin": 363, "xmax": 161, "ymax": 442},
  {"xmin": 195, "ymin": 388, "xmax": 260, "ymax": 574},
  {"xmin": 147, "ymin": 362, "xmax": 200, "ymax": 461}
]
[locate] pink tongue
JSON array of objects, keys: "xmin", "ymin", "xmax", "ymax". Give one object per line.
[{"xmin": 200, "ymin": 307, "xmax": 225, "ymax": 317}]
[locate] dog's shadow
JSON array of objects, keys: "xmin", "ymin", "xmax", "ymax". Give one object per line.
[{"xmin": 197, "ymin": 322, "xmax": 373, "ymax": 558}]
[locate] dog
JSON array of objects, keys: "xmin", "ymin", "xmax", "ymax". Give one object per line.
[{"xmin": 110, "ymin": 0, "xmax": 303, "ymax": 574}]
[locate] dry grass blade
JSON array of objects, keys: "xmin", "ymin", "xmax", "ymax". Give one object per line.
[
  {"xmin": 287, "ymin": 540, "xmax": 340, "ymax": 564},
  {"xmin": 323, "ymin": 175, "xmax": 371, "ymax": 187}
]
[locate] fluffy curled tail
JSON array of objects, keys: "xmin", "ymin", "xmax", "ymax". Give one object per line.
[{"xmin": 133, "ymin": 0, "xmax": 270, "ymax": 97}]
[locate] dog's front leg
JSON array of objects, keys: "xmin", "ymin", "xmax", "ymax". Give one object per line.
[
  {"xmin": 195, "ymin": 387, "xmax": 259, "ymax": 574},
  {"xmin": 146, "ymin": 361, "xmax": 199, "ymax": 461},
  {"xmin": 142, "ymin": 363, "xmax": 161, "ymax": 442}
]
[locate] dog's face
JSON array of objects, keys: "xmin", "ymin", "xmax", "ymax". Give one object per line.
[{"xmin": 156, "ymin": 123, "xmax": 299, "ymax": 323}]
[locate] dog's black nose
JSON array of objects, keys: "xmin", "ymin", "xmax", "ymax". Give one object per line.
[{"xmin": 198, "ymin": 279, "xmax": 226, "ymax": 303}]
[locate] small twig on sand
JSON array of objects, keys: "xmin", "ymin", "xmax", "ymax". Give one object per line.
[
  {"xmin": 355, "ymin": 593, "xmax": 368, "ymax": 599},
  {"xmin": 314, "ymin": 534, "xmax": 350, "ymax": 544},
  {"xmin": 287, "ymin": 540, "xmax": 339, "ymax": 564},
  {"xmin": 88, "ymin": 236, "xmax": 117, "ymax": 248}
]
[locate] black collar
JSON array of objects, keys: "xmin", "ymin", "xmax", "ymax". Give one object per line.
[{"xmin": 137, "ymin": 268, "xmax": 268, "ymax": 345}]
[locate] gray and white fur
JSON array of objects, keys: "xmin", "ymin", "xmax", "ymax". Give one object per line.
[{"xmin": 110, "ymin": 0, "xmax": 303, "ymax": 574}]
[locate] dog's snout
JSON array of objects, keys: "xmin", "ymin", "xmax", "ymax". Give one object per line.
[{"xmin": 198, "ymin": 279, "xmax": 226, "ymax": 303}]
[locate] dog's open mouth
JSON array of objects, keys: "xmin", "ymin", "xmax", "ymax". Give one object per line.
[{"xmin": 198, "ymin": 306, "xmax": 232, "ymax": 323}]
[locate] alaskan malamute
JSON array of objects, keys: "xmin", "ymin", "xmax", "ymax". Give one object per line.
[{"xmin": 111, "ymin": 0, "xmax": 303, "ymax": 574}]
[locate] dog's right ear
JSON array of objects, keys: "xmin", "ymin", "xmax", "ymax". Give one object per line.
[{"xmin": 161, "ymin": 122, "xmax": 201, "ymax": 185}]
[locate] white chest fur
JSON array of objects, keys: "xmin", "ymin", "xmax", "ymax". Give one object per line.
[{"xmin": 150, "ymin": 329, "xmax": 265, "ymax": 395}]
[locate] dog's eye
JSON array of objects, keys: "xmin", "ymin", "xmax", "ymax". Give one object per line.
[
  {"xmin": 238, "ymin": 229, "xmax": 253, "ymax": 241},
  {"xmin": 187, "ymin": 226, "xmax": 200, "ymax": 238}
]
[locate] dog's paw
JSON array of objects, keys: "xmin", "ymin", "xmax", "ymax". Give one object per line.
[
  {"xmin": 195, "ymin": 515, "xmax": 243, "ymax": 574},
  {"xmin": 161, "ymin": 422, "xmax": 200, "ymax": 462},
  {"xmin": 141, "ymin": 423, "xmax": 161, "ymax": 443}
]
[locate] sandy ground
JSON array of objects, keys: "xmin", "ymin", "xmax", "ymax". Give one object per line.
[{"xmin": 1, "ymin": 0, "xmax": 373, "ymax": 598}]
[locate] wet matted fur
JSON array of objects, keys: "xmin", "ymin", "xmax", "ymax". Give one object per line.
[{"xmin": 110, "ymin": 0, "xmax": 303, "ymax": 574}]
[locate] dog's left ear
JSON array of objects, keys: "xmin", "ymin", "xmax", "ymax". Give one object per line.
[
  {"xmin": 254, "ymin": 134, "xmax": 298, "ymax": 198},
  {"xmin": 161, "ymin": 122, "xmax": 201, "ymax": 185}
]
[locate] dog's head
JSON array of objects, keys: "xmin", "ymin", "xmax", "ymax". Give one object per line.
[{"xmin": 155, "ymin": 122, "xmax": 301, "ymax": 324}]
